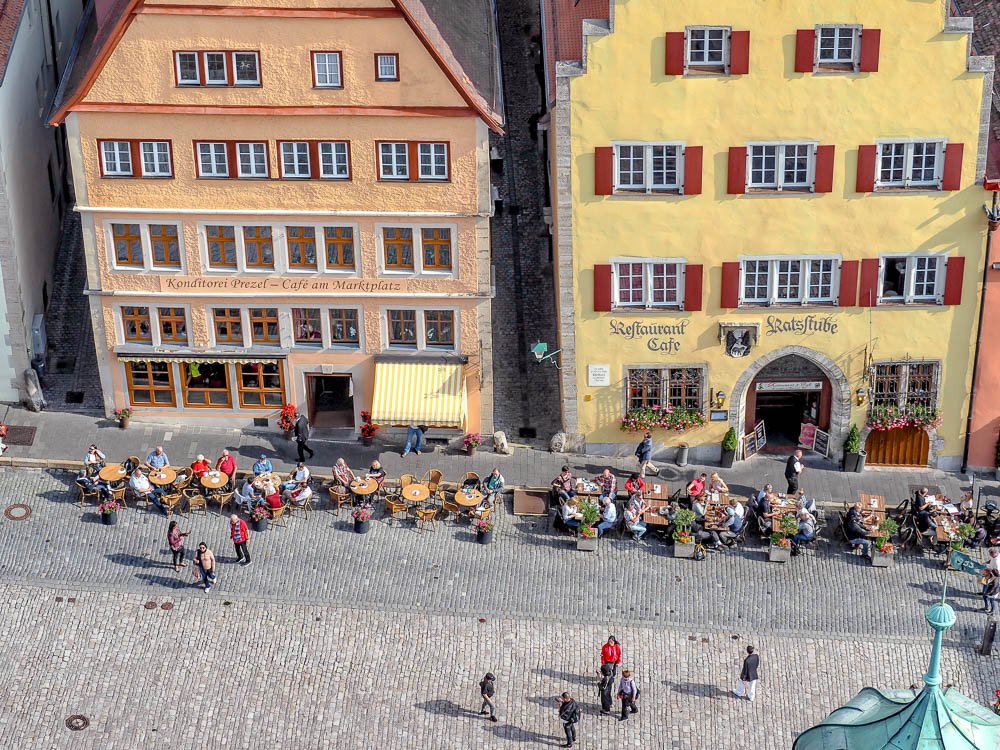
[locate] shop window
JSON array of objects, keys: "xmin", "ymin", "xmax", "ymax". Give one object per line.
[
  {"xmin": 249, "ymin": 307, "xmax": 280, "ymax": 345},
  {"xmin": 121, "ymin": 306, "xmax": 151, "ymax": 343},
  {"xmin": 287, "ymin": 226, "xmax": 317, "ymax": 269},
  {"xmin": 387, "ymin": 309, "xmax": 417, "ymax": 347},
  {"xmin": 182, "ymin": 362, "xmax": 231, "ymax": 407},
  {"xmin": 149, "ymin": 224, "xmax": 181, "ymax": 267},
  {"xmin": 878, "ymin": 255, "xmax": 942, "ymax": 304},
  {"xmin": 125, "ymin": 360, "xmax": 175, "ymax": 406},
  {"xmin": 626, "ymin": 367, "xmax": 703, "ymax": 412},
  {"xmin": 383, "ymin": 227, "xmax": 414, "ymax": 270},
  {"xmin": 207, "ymin": 225, "xmax": 237, "ymax": 268},
  {"xmin": 213, "ymin": 308, "xmax": 243, "ymax": 344},
  {"xmin": 421, "ymin": 228, "xmax": 452, "ymax": 270},
  {"xmin": 613, "ymin": 260, "xmax": 682, "ymax": 308},
  {"xmin": 330, "ymin": 308, "xmax": 360, "ymax": 347},
  {"xmin": 424, "ymin": 309, "xmax": 454, "ymax": 348},
  {"xmin": 112, "ymin": 223, "xmax": 143, "ymax": 266},
  {"xmin": 158, "ymin": 307, "xmax": 187, "ymax": 344},
  {"xmin": 238, "ymin": 362, "xmax": 285, "ymax": 407},
  {"xmin": 243, "ymin": 226, "xmax": 274, "ymax": 268},
  {"xmin": 293, "ymin": 308, "xmax": 322, "ymax": 345},
  {"xmin": 325, "ymin": 226, "xmax": 355, "ymax": 268}
]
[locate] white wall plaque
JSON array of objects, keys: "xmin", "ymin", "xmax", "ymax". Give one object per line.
[{"xmin": 587, "ymin": 364, "xmax": 610, "ymax": 387}]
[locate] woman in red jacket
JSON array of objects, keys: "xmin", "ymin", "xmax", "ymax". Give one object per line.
[{"xmin": 601, "ymin": 635, "xmax": 621, "ymax": 677}]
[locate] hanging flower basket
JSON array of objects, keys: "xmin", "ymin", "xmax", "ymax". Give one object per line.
[
  {"xmin": 866, "ymin": 404, "xmax": 943, "ymax": 432},
  {"xmin": 620, "ymin": 405, "xmax": 707, "ymax": 433}
]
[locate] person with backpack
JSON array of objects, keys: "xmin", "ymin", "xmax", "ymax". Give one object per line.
[
  {"xmin": 557, "ymin": 692, "xmax": 580, "ymax": 748},
  {"xmin": 617, "ymin": 669, "xmax": 640, "ymax": 720}
]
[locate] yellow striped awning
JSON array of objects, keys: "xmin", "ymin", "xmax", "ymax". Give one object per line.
[{"xmin": 371, "ymin": 361, "xmax": 467, "ymax": 428}]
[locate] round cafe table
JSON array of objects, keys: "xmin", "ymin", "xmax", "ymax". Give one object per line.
[
  {"xmin": 252, "ymin": 472, "xmax": 275, "ymax": 489},
  {"xmin": 402, "ymin": 484, "xmax": 430, "ymax": 503},
  {"xmin": 454, "ymin": 488, "xmax": 483, "ymax": 508},
  {"xmin": 350, "ymin": 478, "xmax": 379, "ymax": 497},
  {"xmin": 200, "ymin": 471, "xmax": 228, "ymax": 490},
  {"xmin": 148, "ymin": 467, "xmax": 177, "ymax": 486},
  {"xmin": 99, "ymin": 464, "xmax": 127, "ymax": 483}
]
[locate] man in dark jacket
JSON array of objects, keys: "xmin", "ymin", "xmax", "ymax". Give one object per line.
[
  {"xmin": 597, "ymin": 663, "xmax": 614, "ymax": 714},
  {"xmin": 479, "ymin": 672, "xmax": 497, "ymax": 722},
  {"xmin": 733, "ymin": 644, "xmax": 759, "ymax": 701},
  {"xmin": 558, "ymin": 692, "xmax": 580, "ymax": 748},
  {"xmin": 784, "ymin": 449, "xmax": 804, "ymax": 494},
  {"xmin": 635, "ymin": 432, "xmax": 657, "ymax": 477},
  {"xmin": 845, "ymin": 503, "xmax": 872, "ymax": 556},
  {"xmin": 293, "ymin": 412, "xmax": 314, "ymax": 462}
]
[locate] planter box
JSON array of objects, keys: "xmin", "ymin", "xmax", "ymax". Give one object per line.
[
  {"xmin": 576, "ymin": 535, "xmax": 598, "ymax": 552},
  {"xmin": 720, "ymin": 449, "xmax": 736, "ymax": 469},
  {"xmin": 870, "ymin": 550, "xmax": 894, "ymax": 567},
  {"xmin": 467, "ymin": 446, "xmax": 477, "ymax": 457},
  {"xmin": 362, "ymin": 436, "xmax": 373, "ymax": 447},
  {"xmin": 476, "ymin": 529, "xmax": 493, "ymax": 545},
  {"xmin": 354, "ymin": 518, "xmax": 371, "ymax": 534},
  {"xmin": 101, "ymin": 510, "xmax": 118, "ymax": 526},
  {"xmin": 843, "ymin": 451, "xmax": 867, "ymax": 473},
  {"xmin": 674, "ymin": 541, "xmax": 696, "ymax": 558},
  {"xmin": 769, "ymin": 544, "xmax": 791, "ymax": 563},
  {"xmin": 251, "ymin": 517, "xmax": 268, "ymax": 533}
]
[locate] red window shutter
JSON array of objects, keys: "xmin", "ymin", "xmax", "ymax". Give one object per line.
[
  {"xmin": 729, "ymin": 30, "xmax": 750, "ymax": 75},
  {"xmin": 594, "ymin": 147, "xmax": 613, "ymax": 196},
  {"xmin": 683, "ymin": 264, "xmax": 703, "ymax": 311},
  {"xmin": 727, "ymin": 147, "xmax": 747, "ymax": 194},
  {"xmin": 942, "ymin": 143, "xmax": 964, "ymax": 191},
  {"xmin": 594, "ymin": 264, "xmax": 613, "ymax": 311},
  {"xmin": 814, "ymin": 145, "xmax": 835, "ymax": 193},
  {"xmin": 665, "ymin": 32, "xmax": 685, "ymax": 75},
  {"xmin": 838, "ymin": 260, "xmax": 859, "ymax": 306},
  {"xmin": 225, "ymin": 141, "xmax": 238, "ymax": 179},
  {"xmin": 308, "ymin": 142, "xmax": 320, "ymax": 180},
  {"xmin": 943, "ymin": 256, "xmax": 965, "ymax": 305},
  {"xmin": 858, "ymin": 258, "xmax": 879, "ymax": 307},
  {"xmin": 720, "ymin": 262, "xmax": 740, "ymax": 308},
  {"xmin": 683, "ymin": 146, "xmax": 702, "ymax": 195},
  {"xmin": 856, "ymin": 145, "xmax": 876, "ymax": 193},
  {"xmin": 859, "ymin": 29, "xmax": 880, "ymax": 73},
  {"xmin": 795, "ymin": 29, "xmax": 815, "ymax": 73}
]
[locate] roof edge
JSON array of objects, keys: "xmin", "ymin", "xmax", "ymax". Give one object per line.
[{"xmin": 0, "ymin": 0, "xmax": 29, "ymax": 86}]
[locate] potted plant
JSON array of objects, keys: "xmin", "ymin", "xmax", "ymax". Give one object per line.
[
  {"xmin": 99, "ymin": 497, "xmax": 121, "ymax": 525},
  {"xmin": 474, "ymin": 518, "xmax": 494, "ymax": 544},
  {"xmin": 360, "ymin": 411, "xmax": 377, "ymax": 447},
  {"xmin": 576, "ymin": 500, "xmax": 600, "ymax": 551},
  {"xmin": 464, "ymin": 433, "xmax": 482, "ymax": 457},
  {"xmin": 720, "ymin": 427, "xmax": 738, "ymax": 469},
  {"xmin": 352, "ymin": 504, "xmax": 372, "ymax": 534},
  {"xmin": 249, "ymin": 504, "xmax": 269, "ymax": 533},
  {"xmin": 951, "ymin": 522, "xmax": 975, "ymax": 551},
  {"xmin": 114, "ymin": 407, "xmax": 133, "ymax": 429},
  {"xmin": 870, "ymin": 518, "xmax": 898, "ymax": 567},
  {"xmin": 672, "ymin": 508, "xmax": 697, "ymax": 558},
  {"xmin": 277, "ymin": 404, "xmax": 296, "ymax": 439},
  {"xmin": 843, "ymin": 424, "xmax": 865, "ymax": 473},
  {"xmin": 769, "ymin": 515, "xmax": 798, "ymax": 563}
]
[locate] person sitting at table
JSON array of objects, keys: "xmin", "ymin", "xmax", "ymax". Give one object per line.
[
  {"xmin": 593, "ymin": 468, "xmax": 617, "ymax": 501},
  {"xmin": 480, "ymin": 468, "xmax": 505, "ymax": 510},
  {"xmin": 84, "ymin": 445, "xmax": 106, "ymax": 477},
  {"xmin": 77, "ymin": 472, "xmax": 112, "ymax": 502},
  {"xmin": 333, "ymin": 458, "xmax": 356, "ymax": 493},
  {"xmin": 145, "ymin": 446, "xmax": 170, "ymax": 470},
  {"xmin": 282, "ymin": 462, "xmax": 310, "ymax": 495},
  {"xmin": 958, "ymin": 492, "xmax": 975, "ymax": 524},
  {"xmin": 596, "ymin": 496, "xmax": 618, "ymax": 538},
  {"xmin": 758, "ymin": 493, "xmax": 776, "ymax": 533},
  {"xmin": 711, "ymin": 499, "xmax": 742, "ymax": 546},
  {"xmin": 366, "ymin": 460, "xmax": 386, "ymax": 490},
  {"xmin": 794, "ymin": 489, "xmax": 817, "ymax": 514},
  {"xmin": 791, "ymin": 508, "xmax": 816, "ymax": 555},
  {"xmin": 750, "ymin": 484, "xmax": 773, "ymax": 514},
  {"xmin": 845, "ymin": 503, "xmax": 872, "ymax": 556},
  {"xmin": 691, "ymin": 512, "xmax": 721, "ymax": 549},
  {"xmin": 914, "ymin": 486, "xmax": 932, "ymax": 506},
  {"xmin": 691, "ymin": 496, "xmax": 708, "ymax": 523},
  {"xmin": 686, "ymin": 473, "xmax": 707, "ymax": 502},
  {"xmin": 916, "ymin": 496, "xmax": 938, "ymax": 537},
  {"xmin": 130, "ymin": 468, "xmax": 168, "ymax": 516},
  {"xmin": 627, "ymin": 492, "xmax": 649, "ymax": 516},
  {"xmin": 708, "ymin": 472, "xmax": 729, "ymax": 495},
  {"xmin": 265, "ymin": 486, "xmax": 283, "ymax": 515},
  {"xmin": 253, "ymin": 454, "xmax": 272, "ymax": 476},
  {"xmin": 560, "ymin": 498, "xmax": 582, "ymax": 532},
  {"xmin": 623, "ymin": 504, "xmax": 647, "ymax": 541},
  {"xmin": 551, "ymin": 466, "xmax": 577, "ymax": 502},
  {"xmin": 236, "ymin": 478, "xmax": 260, "ymax": 511},
  {"xmin": 191, "ymin": 454, "xmax": 211, "ymax": 478},
  {"xmin": 623, "ymin": 473, "xmax": 645, "ymax": 497},
  {"xmin": 216, "ymin": 449, "xmax": 237, "ymax": 478}
]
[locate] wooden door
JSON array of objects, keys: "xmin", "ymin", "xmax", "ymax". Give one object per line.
[{"xmin": 865, "ymin": 427, "xmax": 929, "ymax": 466}]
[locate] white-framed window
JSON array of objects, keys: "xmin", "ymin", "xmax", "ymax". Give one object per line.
[
  {"xmin": 375, "ymin": 222, "xmax": 458, "ymax": 277},
  {"xmin": 381, "ymin": 306, "xmax": 458, "ymax": 351},
  {"xmin": 196, "ymin": 142, "xmax": 229, "ymax": 177},
  {"xmin": 312, "ymin": 52, "xmax": 342, "ymax": 88},
  {"xmin": 376, "ymin": 53, "xmax": 398, "ymax": 81},
  {"xmin": 876, "ymin": 140, "xmax": 945, "ymax": 189},
  {"xmin": 175, "ymin": 52, "xmax": 199, "ymax": 85},
  {"xmin": 280, "ymin": 142, "xmax": 310, "ymax": 178},
  {"xmin": 197, "ymin": 221, "xmax": 361, "ymax": 276},
  {"xmin": 379, "ymin": 142, "xmax": 409, "ymax": 179},
  {"xmin": 613, "ymin": 142, "xmax": 684, "ymax": 193},
  {"xmin": 686, "ymin": 26, "xmax": 728, "ymax": 67},
  {"xmin": 611, "ymin": 258, "xmax": 685, "ymax": 309},
  {"xmin": 113, "ymin": 302, "xmax": 192, "ymax": 348},
  {"xmin": 233, "ymin": 52, "xmax": 260, "ymax": 85},
  {"xmin": 815, "ymin": 25, "xmax": 860, "ymax": 67},
  {"xmin": 204, "ymin": 52, "xmax": 228, "ymax": 84},
  {"xmin": 418, "ymin": 142, "xmax": 448, "ymax": 180},
  {"xmin": 101, "ymin": 141, "xmax": 132, "ymax": 176},
  {"xmin": 319, "ymin": 141, "xmax": 350, "ymax": 179},
  {"xmin": 140, "ymin": 141, "xmax": 172, "ymax": 177},
  {"xmin": 236, "ymin": 142, "xmax": 268, "ymax": 178},
  {"xmin": 747, "ymin": 142, "xmax": 816, "ymax": 191},
  {"xmin": 104, "ymin": 220, "xmax": 187, "ymax": 273},
  {"xmin": 739, "ymin": 256, "xmax": 840, "ymax": 306},
  {"xmin": 878, "ymin": 254, "xmax": 945, "ymax": 304}
]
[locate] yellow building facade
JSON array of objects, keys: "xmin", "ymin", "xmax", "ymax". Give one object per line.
[
  {"xmin": 543, "ymin": 0, "xmax": 994, "ymax": 468},
  {"xmin": 52, "ymin": 0, "xmax": 502, "ymax": 435}
]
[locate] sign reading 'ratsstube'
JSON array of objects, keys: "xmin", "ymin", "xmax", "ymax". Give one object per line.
[{"xmin": 765, "ymin": 315, "xmax": 838, "ymax": 336}]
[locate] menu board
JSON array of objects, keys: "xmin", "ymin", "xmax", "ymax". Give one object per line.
[
  {"xmin": 743, "ymin": 431, "xmax": 759, "ymax": 458},
  {"xmin": 754, "ymin": 420, "xmax": 766, "ymax": 450},
  {"xmin": 798, "ymin": 423, "xmax": 817, "ymax": 450},
  {"xmin": 813, "ymin": 428, "xmax": 830, "ymax": 458}
]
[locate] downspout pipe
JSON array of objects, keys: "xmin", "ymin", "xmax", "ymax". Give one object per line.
[{"xmin": 961, "ymin": 190, "xmax": 999, "ymax": 475}]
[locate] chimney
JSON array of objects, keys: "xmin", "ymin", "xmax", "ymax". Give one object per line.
[{"xmin": 95, "ymin": 0, "xmax": 116, "ymax": 28}]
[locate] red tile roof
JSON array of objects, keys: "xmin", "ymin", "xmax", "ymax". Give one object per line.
[
  {"xmin": 0, "ymin": 0, "xmax": 27, "ymax": 84},
  {"xmin": 542, "ymin": 0, "xmax": 610, "ymax": 104}
]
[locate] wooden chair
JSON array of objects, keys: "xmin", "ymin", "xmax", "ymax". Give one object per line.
[
  {"xmin": 400, "ymin": 473, "xmax": 417, "ymax": 491},
  {"xmin": 470, "ymin": 503, "xmax": 493, "ymax": 524},
  {"xmin": 385, "ymin": 495, "xmax": 409, "ymax": 525},
  {"xmin": 173, "ymin": 470, "xmax": 193, "ymax": 492},
  {"xmin": 269, "ymin": 502, "xmax": 288, "ymax": 528},
  {"xmin": 463, "ymin": 472, "xmax": 481, "ymax": 490},
  {"xmin": 213, "ymin": 490, "xmax": 235, "ymax": 516},
  {"xmin": 161, "ymin": 492, "xmax": 183, "ymax": 517},
  {"xmin": 183, "ymin": 488, "xmax": 207, "ymax": 517},
  {"xmin": 423, "ymin": 469, "xmax": 444, "ymax": 500},
  {"xmin": 287, "ymin": 488, "xmax": 314, "ymax": 519},
  {"xmin": 110, "ymin": 484, "xmax": 128, "ymax": 510},
  {"xmin": 76, "ymin": 480, "xmax": 99, "ymax": 508},
  {"xmin": 441, "ymin": 493, "xmax": 461, "ymax": 522},
  {"xmin": 415, "ymin": 505, "xmax": 439, "ymax": 533},
  {"xmin": 329, "ymin": 487, "xmax": 351, "ymax": 515}
]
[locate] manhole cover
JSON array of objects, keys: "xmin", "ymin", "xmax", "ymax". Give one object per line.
[
  {"xmin": 65, "ymin": 715, "xmax": 89, "ymax": 731},
  {"xmin": 143, "ymin": 601, "xmax": 157, "ymax": 609},
  {"xmin": 2, "ymin": 426, "xmax": 35, "ymax": 446},
  {"xmin": 160, "ymin": 602, "xmax": 173, "ymax": 610},
  {"xmin": 4, "ymin": 504, "xmax": 31, "ymax": 521},
  {"xmin": 65, "ymin": 391, "xmax": 84, "ymax": 404}
]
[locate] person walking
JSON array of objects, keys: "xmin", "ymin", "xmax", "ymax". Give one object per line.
[
  {"xmin": 401, "ymin": 422, "xmax": 424, "ymax": 457},
  {"xmin": 294, "ymin": 411, "xmax": 314, "ymax": 462},
  {"xmin": 601, "ymin": 635, "xmax": 621, "ymax": 676},
  {"xmin": 230, "ymin": 514, "xmax": 252, "ymax": 566},
  {"xmin": 982, "ymin": 568, "xmax": 999, "ymax": 614},
  {"xmin": 635, "ymin": 432, "xmax": 657, "ymax": 477},
  {"xmin": 733, "ymin": 644, "xmax": 760, "ymax": 702},
  {"xmin": 167, "ymin": 521, "xmax": 190, "ymax": 572},
  {"xmin": 479, "ymin": 672, "xmax": 497, "ymax": 722},
  {"xmin": 617, "ymin": 669, "xmax": 640, "ymax": 721},
  {"xmin": 193, "ymin": 542, "xmax": 217, "ymax": 592},
  {"xmin": 597, "ymin": 662, "xmax": 615, "ymax": 714},
  {"xmin": 558, "ymin": 692, "xmax": 580, "ymax": 748},
  {"xmin": 784, "ymin": 449, "xmax": 804, "ymax": 495}
]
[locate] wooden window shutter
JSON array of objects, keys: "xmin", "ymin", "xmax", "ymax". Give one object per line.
[
  {"xmin": 727, "ymin": 147, "xmax": 747, "ymax": 194},
  {"xmin": 859, "ymin": 29, "xmax": 880, "ymax": 73},
  {"xmin": 729, "ymin": 31, "xmax": 750, "ymax": 75},
  {"xmin": 795, "ymin": 29, "xmax": 815, "ymax": 73},
  {"xmin": 225, "ymin": 141, "xmax": 238, "ymax": 179},
  {"xmin": 942, "ymin": 256, "xmax": 965, "ymax": 305},
  {"xmin": 814, "ymin": 145, "xmax": 835, "ymax": 193},
  {"xmin": 307, "ymin": 142, "xmax": 320, "ymax": 179},
  {"xmin": 594, "ymin": 147, "xmax": 613, "ymax": 195},
  {"xmin": 838, "ymin": 260, "xmax": 859, "ymax": 306},
  {"xmin": 942, "ymin": 143, "xmax": 964, "ymax": 191},
  {"xmin": 594, "ymin": 264, "xmax": 613, "ymax": 311},
  {"xmin": 665, "ymin": 32, "xmax": 685, "ymax": 75},
  {"xmin": 858, "ymin": 258, "xmax": 879, "ymax": 307},
  {"xmin": 720, "ymin": 262, "xmax": 740, "ymax": 308},
  {"xmin": 856, "ymin": 145, "xmax": 876, "ymax": 193},
  {"xmin": 683, "ymin": 264, "xmax": 703, "ymax": 311},
  {"xmin": 683, "ymin": 146, "xmax": 702, "ymax": 195}
]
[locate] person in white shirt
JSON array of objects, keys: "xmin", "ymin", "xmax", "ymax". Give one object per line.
[
  {"xmin": 596, "ymin": 497, "xmax": 618, "ymax": 538},
  {"xmin": 130, "ymin": 468, "xmax": 167, "ymax": 515},
  {"xmin": 84, "ymin": 445, "xmax": 106, "ymax": 477},
  {"xmin": 282, "ymin": 463, "xmax": 311, "ymax": 502}
]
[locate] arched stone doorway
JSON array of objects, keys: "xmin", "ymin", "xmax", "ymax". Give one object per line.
[{"xmin": 730, "ymin": 346, "xmax": 851, "ymax": 462}]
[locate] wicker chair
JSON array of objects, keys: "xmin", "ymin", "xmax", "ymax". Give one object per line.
[
  {"xmin": 161, "ymin": 492, "xmax": 183, "ymax": 517},
  {"xmin": 269, "ymin": 501, "xmax": 288, "ymax": 528},
  {"xmin": 183, "ymin": 488, "xmax": 207, "ymax": 517},
  {"xmin": 123, "ymin": 456, "xmax": 141, "ymax": 476},
  {"xmin": 441, "ymin": 493, "xmax": 461, "ymax": 522},
  {"xmin": 415, "ymin": 505, "xmax": 439, "ymax": 533},
  {"xmin": 463, "ymin": 472, "xmax": 481, "ymax": 490},
  {"xmin": 399, "ymin": 474, "xmax": 417, "ymax": 492},
  {"xmin": 329, "ymin": 486, "xmax": 351, "ymax": 515},
  {"xmin": 173, "ymin": 470, "xmax": 193, "ymax": 492},
  {"xmin": 423, "ymin": 469, "xmax": 444, "ymax": 500},
  {"xmin": 287, "ymin": 487, "xmax": 314, "ymax": 519},
  {"xmin": 76, "ymin": 480, "xmax": 99, "ymax": 508},
  {"xmin": 213, "ymin": 490, "xmax": 235, "ymax": 516},
  {"xmin": 110, "ymin": 484, "xmax": 128, "ymax": 510},
  {"xmin": 385, "ymin": 495, "xmax": 409, "ymax": 525},
  {"xmin": 469, "ymin": 502, "xmax": 493, "ymax": 523}
]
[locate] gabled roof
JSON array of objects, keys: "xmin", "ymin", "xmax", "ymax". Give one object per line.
[
  {"xmin": 0, "ymin": 0, "xmax": 28, "ymax": 85},
  {"xmin": 49, "ymin": 0, "xmax": 503, "ymax": 131}
]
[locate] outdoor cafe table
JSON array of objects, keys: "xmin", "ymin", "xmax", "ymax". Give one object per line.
[
  {"xmin": 643, "ymin": 499, "xmax": 672, "ymax": 527},
  {"xmin": 252, "ymin": 472, "xmax": 276, "ymax": 489},
  {"xmin": 148, "ymin": 468, "xmax": 177, "ymax": 486},
  {"xmin": 935, "ymin": 511, "xmax": 961, "ymax": 544},
  {"xmin": 401, "ymin": 483, "xmax": 430, "ymax": 504},
  {"xmin": 859, "ymin": 493, "xmax": 886, "ymax": 514},
  {"xmin": 573, "ymin": 480, "xmax": 602, "ymax": 497},
  {"xmin": 98, "ymin": 464, "xmax": 127, "ymax": 483},
  {"xmin": 200, "ymin": 471, "xmax": 227, "ymax": 490},
  {"xmin": 350, "ymin": 478, "xmax": 379, "ymax": 498},
  {"xmin": 454, "ymin": 487, "xmax": 483, "ymax": 512},
  {"xmin": 645, "ymin": 482, "xmax": 671, "ymax": 502}
]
